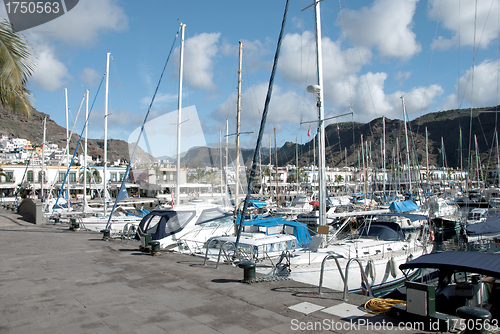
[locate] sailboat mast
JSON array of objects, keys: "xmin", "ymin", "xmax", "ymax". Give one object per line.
[
  {"xmin": 274, "ymin": 127, "xmax": 279, "ymax": 207},
  {"xmin": 176, "ymin": 23, "xmax": 186, "ymax": 206},
  {"xmin": 84, "ymin": 89, "xmax": 89, "ymax": 214},
  {"xmin": 235, "ymin": 41, "xmax": 243, "ymax": 212},
  {"xmin": 382, "ymin": 116, "xmax": 386, "ymax": 195},
  {"xmin": 425, "ymin": 127, "xmax": 429, "ymax": 180},
  {"xmin": 65, "ymin": 88, "xmax": 70, "ymax": 203},
  {"xmin": 225, "ymin": 119, "xmax": 228, "ymax": 201},
  {"xmin": 313, "ymin": 0, "xmax": 327, "ymax": 228},
  {"xmin": 41, "ymin": 117, "xmax": 46, "ymax": 201},
  {"xmin": 103, "ymin": 52, "xmax": 110, "ymax": 216},
  {"xmin": 401, "ymin": 96, "xmax": 412, "ymax": 194},
  {"xmin": 496, "ymin": 130, "xmax": 500, "ymax": 187}
]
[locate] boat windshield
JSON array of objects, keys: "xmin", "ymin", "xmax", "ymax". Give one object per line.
[
  {"xmin": 195, "ymin": 208, "xmax": 233, "ymax": 227},
  {"xmin": 140, "ymin": 210, "xmax": 196, "ymax": 237}
]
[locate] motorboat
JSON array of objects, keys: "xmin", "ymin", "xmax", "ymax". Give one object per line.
[{"xmin": 398, "ymin": 251, "xmax": 500, "ymax": 319}]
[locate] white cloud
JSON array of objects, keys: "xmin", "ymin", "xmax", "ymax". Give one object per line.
[
  {"xmin": 80, "ymin": 68, "xmax": 101, "ymax": 87},
  {"xmin": 429, "ymin": 0, "xmax": 499, "ymax": 50},
  {"xmin": 449, "ymin": 59, "xmax": 500, "ymax": 108},
  {"xmin": 174, "ymin": 32, "xmax": 221, "ymax": 91},
  {"xmin": 29, "ymin": 0, "xmax": 128, "ymax": 46},
  {"xmin": 394, "ymin": 71, "xmax": 412, "ymax": 85},
  {"xmin": 30, "ymin": 42, "xmax": 70, "ymax": 91},
  {"xmin": 340, "ymin": 0, "xmax": 421, "ymax": 59}
]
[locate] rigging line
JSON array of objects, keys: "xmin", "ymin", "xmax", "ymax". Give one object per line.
[
  {"xmin": 234, "ymin": 0, "xmax": 290, "ymax": 253},
  {"xmin": 467, "ymin": 0, "xmax": 478, "ymax": 190},
  {"xmin": 105, "ymin": 26, "xmax": 180, "ymax": 229},
  {"xmin": 68, "ymin": 92, "xmax": 86, "ymax": 155},
  {"xmin": 110, "ymin": 55, "xmax": 134, "ymax": 126},
  {"xmin": 415, "ymin": 0, "xmax": 442, "ymax": 137},
  {"xmin": 341, "ymin": 1, "xmax": 376, "ymax": 138},
  {"xmin": 51, "ymin": 75, "xmax": 105, "ymax": 216}
]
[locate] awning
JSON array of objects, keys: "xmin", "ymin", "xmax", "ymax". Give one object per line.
[{"xmin": 399, "ymin": 251, "xmax": 500, "ymax": 278}]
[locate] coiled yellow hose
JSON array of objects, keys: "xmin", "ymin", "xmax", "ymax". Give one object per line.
[{"xmin": 364, "ymin": 298, "xmax": 406, "ymax": 314}]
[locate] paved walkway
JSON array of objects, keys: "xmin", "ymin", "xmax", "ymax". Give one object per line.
[{"xmin": 0, "ymin": 209, "xmax": 434, "ymax": 334}]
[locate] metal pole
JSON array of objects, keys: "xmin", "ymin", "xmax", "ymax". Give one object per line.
[{"xmin": 176, "ymin": 23, "xmax": 185, "ymax": 206}]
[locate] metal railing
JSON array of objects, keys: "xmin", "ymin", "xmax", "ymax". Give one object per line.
[{"xmin": 317, "ymin": 254, "xmax": 374, "ymax": 301}]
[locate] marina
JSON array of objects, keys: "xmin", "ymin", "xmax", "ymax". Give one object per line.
[{"xmin": 0, "ymin": 0, "xmax": 499, "ymax": 332}]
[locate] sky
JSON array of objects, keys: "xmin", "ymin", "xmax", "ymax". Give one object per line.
[{"xmin": 2, "ymin": 0, "xmax": 500, "ymax": 158}]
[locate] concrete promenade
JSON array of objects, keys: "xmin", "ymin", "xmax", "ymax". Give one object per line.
[{"xmin": 0, "ymin": 209, "xmax": 430, "ymax": 334}]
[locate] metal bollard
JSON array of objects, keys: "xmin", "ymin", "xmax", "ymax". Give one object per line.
[{"xmin": 238, "ymin": 261, "xmax": 256, "ymax": 283}]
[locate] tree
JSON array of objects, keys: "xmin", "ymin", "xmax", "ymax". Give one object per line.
[{"xmin": 0, "ymin": 19, "xmax": 36, "ymax": 115}]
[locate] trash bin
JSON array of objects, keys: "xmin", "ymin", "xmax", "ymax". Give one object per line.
[
  {"xmin": 456, "ymin": 306, "xmax": 492, "ymax": 334},
  {"xmin": 238, "ymin": 261, "xmax": 256, "ymax": 283}
]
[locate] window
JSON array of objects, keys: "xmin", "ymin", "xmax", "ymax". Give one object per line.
[
  {"xmin": 58, "ymin": 172, "xmax": 65, "ymax": 182},
  {"xmin": 27, "ymin": 171, "xmax": 34, "ymax": 182},
  {"xmin": 69, "ymin": 173, "xmax": 76, "ymax": 183},
  {"xmin": 38, "ymin": 171, "xmax": 45, "ymax": 183},
  {"xmin": 110, "ymin": 173, "xmax": 117, "ymax": 182},
  {"xmin": 119, "ymin": 173, "xmax": 125, "ymax": 182},
  {"xmin": 5, "ymin": 171, "xmax": 13, "ymax": 182}
]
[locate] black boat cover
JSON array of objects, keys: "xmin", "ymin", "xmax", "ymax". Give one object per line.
[
  {"xmin": 466, "ymin": 213, "xmax": 500, "ymax": 236},
  {"xmin": 399, "ymin": 251, "xmax": 500, "ymax": 278}
]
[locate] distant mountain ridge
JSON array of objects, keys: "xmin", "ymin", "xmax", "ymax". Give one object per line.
[
  {"xmin": 0, "ymin": 106, "xmax": 154, "ymax": 164},
  {"xmin": 1, "ymin": 105, "xmax": 499, "ymax": 170}
]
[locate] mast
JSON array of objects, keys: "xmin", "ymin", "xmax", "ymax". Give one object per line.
[
  {"xmin": 234, "ymin": 41, "xmax": 243, "ymax": 215},
  {"xmin": 496, "ymin": 130, "xmax": 500, "ymax": 187},
  {"xmin": 103, "ymin": 52, "xmax": 110, "ymax": 216},
  {"xmin": 225, "ymin": 119, "xmax": 228, "ymax": 201},
  {"xmin": 401, "ymin": 96, "xmax": 412, "ymax": 194},
  {"xmin": 84, "ymin": 89, "xmax": 89, "ymax": 214},
  {"xmin": 313, "ymin": 0, "xmax": 326, "ymax": 228},
  {"xmin": 382, "ymin": 116, "xmax": 386, "ymax": 195},
  {"xmin": 475, "ymin": 135, "xmax": 480, "ymax": 189},
  {"xmin": 361, "ymin": 134, "xmax": 367, "ymax": 207},
  {"xmin": 274, "ymin": 127, "xmax": 279, "ymax": 207},
  {"xmin": 41, "ymin": 117, "xmax": 46, "ymax": 201},
  {"xmin": 65, "ymin": 88, "xmax": 70, "ymax": 203},
  {"xmin": 425, "ymin": 127, "xmax": 429, "ymax": 184},
  {"xmin": 296, "ymin": 137, "xmax": 299, "ymax": 191},
  {"xmin": 175, "ymin": 23, "xmax": 186, "ymax": 206}
]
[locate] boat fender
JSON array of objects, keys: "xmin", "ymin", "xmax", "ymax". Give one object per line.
[
  {"xmin": 389, "ymin": 257, "xmax": 397, "ymax": 279},
  {"xmin": 365, "ymin": 260, "xmax": 375, "ymax": 281},
  {"xmin": 429, "ymin": 230, "xmax": 435, "ymax": 242}
]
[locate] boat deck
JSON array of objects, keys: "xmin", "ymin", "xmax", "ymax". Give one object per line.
[{"xmin": 0, "ymin": 207, "xmax": 440, "ymax": 333}]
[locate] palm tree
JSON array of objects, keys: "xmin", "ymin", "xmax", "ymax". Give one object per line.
[{"xmin": 0, "ymin": 19, "xmax": 36, "ymax": 115}]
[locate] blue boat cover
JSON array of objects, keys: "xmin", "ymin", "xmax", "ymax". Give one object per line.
[
  {"xmin": 466, "ymin": 212, "xmax": 500, "ymax": 236},
  {"xmin": 389, "ymin": 200, "xmax": 420, "ymax": 213},
  {"xmin": 237, "ymin": 216, "xmax": 311, "ymax": 248},
  {"xmin": 399, "ymin": 251, "xmax": 500, "ymax": 278},
  {"xmin": 249, "ymin": 199, "xmax": 267, "ymax": 208}
]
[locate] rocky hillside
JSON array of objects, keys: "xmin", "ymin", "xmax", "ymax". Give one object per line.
[{"xmin": 0, "ymin": 106, "xmax": 153, "ymax": 164}]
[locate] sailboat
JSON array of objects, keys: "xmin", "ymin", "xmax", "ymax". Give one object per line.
[{"xmin": 197, "ymin": 0, "xmax": 429, "ymax": 296}]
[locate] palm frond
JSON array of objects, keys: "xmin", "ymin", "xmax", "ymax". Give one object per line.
[{"xmin": 0, "ymin": 19, "xmax": 36, "ymax": 116}]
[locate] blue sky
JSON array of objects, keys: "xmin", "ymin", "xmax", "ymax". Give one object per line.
[{"xmin": 2, "ymin": 0, "xmax": 500, "ymax": 157}]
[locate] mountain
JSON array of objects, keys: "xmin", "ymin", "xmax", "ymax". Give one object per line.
[
  {"xmin": 277, "ymin": 105, "xmax": 500, "ymax": 170},
  {"xmin": 2, "ymin": 104, "xmax": 499, "ymax": 170},
  {"xmin": 0, "ymin": 106, "xmax": 155, "ymax": 164}
]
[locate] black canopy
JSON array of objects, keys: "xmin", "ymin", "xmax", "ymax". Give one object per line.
[{"xmin": 399, "ymin": 251, "xmax": 500, "ymax": 278}]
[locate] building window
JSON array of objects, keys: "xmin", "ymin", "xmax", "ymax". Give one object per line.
[
  {"xmin": 119, "ymin": 173, "xmax": 125, "ymax": 182},
  {"xmin": 111, "ymin": 172, "xmax": 117, "ymax": 182},
  {"xmin": 27, "ymin": 170, "xmax": 34, "ymax": 182},
  {"xmin": 69, "ymin": 172, "xmax": 76, "ymax": 183},
  {"xmin": 5, "ymin": 171, "xmax": 13, "ymax": 182},
  {"xmin": 58, "ymin": 172, "xmax": 65, "ymax": 182},
  {"xmin": 38, "ymin": 171, "xmax": 45, "ymax": 183}
]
